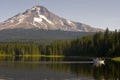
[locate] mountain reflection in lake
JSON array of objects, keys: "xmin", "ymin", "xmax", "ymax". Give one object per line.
[{"xmin": 0, "ymin": 56, "xmax": 120, "ymax": 80}]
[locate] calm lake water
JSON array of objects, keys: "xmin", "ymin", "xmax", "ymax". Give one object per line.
[{"xmin": 0, "ymin": 57, "xmax": 120, "ymax": 80}]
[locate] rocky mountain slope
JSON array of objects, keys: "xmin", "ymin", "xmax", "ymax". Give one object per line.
[{"xmin": 0, "ymin": 5, "xmax": 103, "ymax": 32}]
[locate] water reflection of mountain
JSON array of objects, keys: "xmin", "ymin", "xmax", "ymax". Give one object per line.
[{"xmin": 0, "ymin": 57, "xmax": 120, "ymax": 80}]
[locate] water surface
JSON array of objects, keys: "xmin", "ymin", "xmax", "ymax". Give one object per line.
[{"xmin": 0, "ymin": 57, "xmax": 120, "ymax": 80}]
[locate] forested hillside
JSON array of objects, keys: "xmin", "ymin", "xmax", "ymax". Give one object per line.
[
  {"xmin": 0, "ymin": 28, "xmax": 120, "ymax": 57},
  {"xmin": 0, "ymin": 29, "xmax": 94, "ymax": 41}
]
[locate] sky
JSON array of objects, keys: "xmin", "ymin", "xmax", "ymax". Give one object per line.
[{"xmin": 0, "ymin": 0, "xmax": 120, "ymax": 30}]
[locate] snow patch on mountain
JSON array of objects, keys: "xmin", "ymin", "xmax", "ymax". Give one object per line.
[
  {"xmin": 59, "ymin": 20, "xmax": 64, "ymax": 25},
  {"xmin": 39, "ymin": 15, "xmax": 54, "ymax": 25},
  {"xmin": 34, "ymin": 17, "xmax": 43, "ymax": 23},
  {"xmin": 67, "ymin": 20, "xmax": 76, "ymax": 26},
  {"xmin": 18, "ymin": 18, "xmax": 24, "ymax": 23},
  {"xmin": 9, "ymin": 20, "xmax": 14, "ymax": 23}
]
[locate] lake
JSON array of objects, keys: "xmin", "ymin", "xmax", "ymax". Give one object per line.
[{"xmin": 0, "ymin": 57, "xmax": 120, "ymax": 80}]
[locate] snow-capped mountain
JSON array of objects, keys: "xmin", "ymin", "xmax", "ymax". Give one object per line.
[{"xmin": 0, "ymin": 5, "xmax": 103, "ymax": 32}]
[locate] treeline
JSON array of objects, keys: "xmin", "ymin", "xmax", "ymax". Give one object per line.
[
  {"xmin": 0, "ymin": 41, "xmax": 70, "ymax": 56},
  {"xmin": 0, "ymin": 28, "xmax": 120, "ymax": 57},
  {"xmin": 0, "ymin": 44, "xmax": 40, "ymax": 56},
  {"xmin": 66, "ymin": 28, "xmax": 120, "ymax": 57}
]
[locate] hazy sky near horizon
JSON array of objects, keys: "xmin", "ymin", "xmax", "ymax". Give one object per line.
[{"xmin": 0, "ymin": 0, "xmax": 120, "ymax": 30}]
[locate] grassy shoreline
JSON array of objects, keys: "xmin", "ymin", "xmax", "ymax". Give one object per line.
[
  {"xmin": 0, "ymin": 55, "xmax": 64, "ymax": 58},
  {"xmin": 112, "ymin": 57, "xmax": 120, "ymax": 62}
]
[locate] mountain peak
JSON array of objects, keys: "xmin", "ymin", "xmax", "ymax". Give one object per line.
[
  {"xmin": 23, "ymin": 5, "xmax": 48, "ymax": 15},
  {"xmin": 31, "ymin": 5, "xmax": 45, "ymax": 10},
  {"xmin": 0, "ymin": 5, "xmax": 103, "ymax": 32}
]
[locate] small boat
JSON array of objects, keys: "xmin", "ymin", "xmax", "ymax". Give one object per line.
[{"xmin": 93, "ymin": 58, "xmax": 105, "ymax": 64}]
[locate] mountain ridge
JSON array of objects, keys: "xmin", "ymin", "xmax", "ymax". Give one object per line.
[{"xmin": 0, "ymin": 5, "xmax": 103, "ymax": 32}]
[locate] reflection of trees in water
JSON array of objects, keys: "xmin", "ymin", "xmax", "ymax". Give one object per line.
[
  {"xmin": 93, "ymin": 60, "xmax": 120, "ymax": 80},
  {"xmin": 105, "ymin": 60, "xmax": 120, "ymax": 80},
  {"xmin": 0, "ymin": 57, "xmax": 120, "ymax": 80},
  {"xmin": 45, "ymin": 60, "xmax": 120, "ymax": 80},
  {"xmin": 46, "ymin": 63, "xmax": 94, "ymax": 78},
  {"xmin": 0, "ymin": 56, "xmax": 64, "ymax": 62}
]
